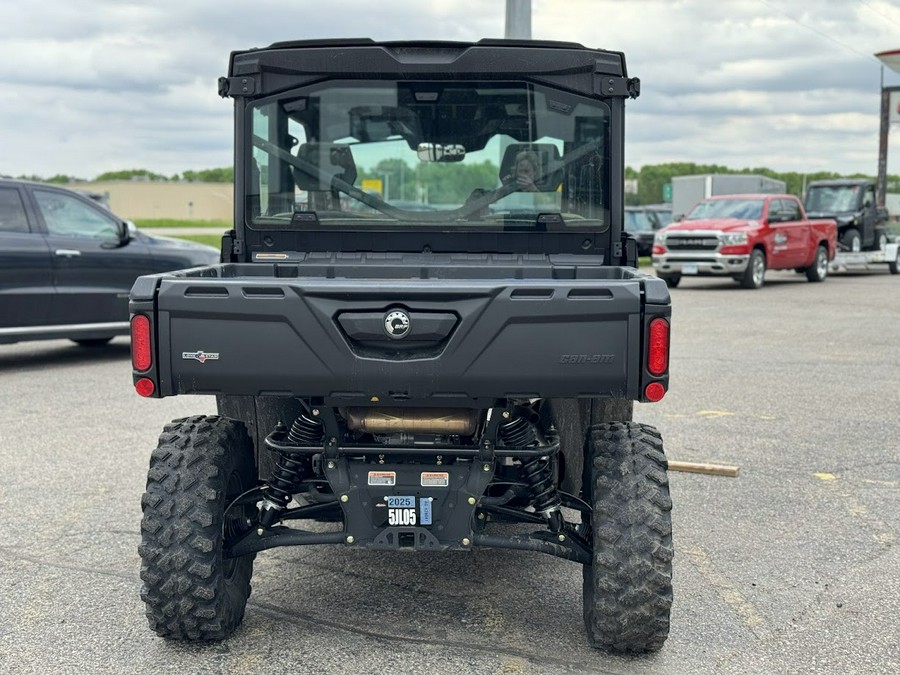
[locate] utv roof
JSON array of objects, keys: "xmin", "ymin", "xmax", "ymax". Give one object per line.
[
  {"xmin": 806, "ymin": 179, "xmax": 872, "ymax": 187},
  {"xmin": 264, "ymin": 37, "xmax": 592, "ymax": 51},
  {"xmin": 224, "ymin": 38, "xmax": 634, "ymax": 98},
  {"xmin": 704, "ymin": 194, "xmax": 787, "ymax": 200}
]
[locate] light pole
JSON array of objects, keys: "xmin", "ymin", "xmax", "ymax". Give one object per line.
[
  {"xmin": 505, "ymin": 0, "xmax": 531, "ymax": 39},
  {"xmin": 874, "ymin": 50, "xmax": 900, "ymax": 207}
]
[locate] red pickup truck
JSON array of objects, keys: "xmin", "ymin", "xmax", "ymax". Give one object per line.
[{"xmin": 651, "ymin": 194, "xmax": 837, "ymax": 289}]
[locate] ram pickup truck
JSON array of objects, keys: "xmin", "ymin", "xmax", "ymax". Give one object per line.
[
  {"xmin": 652, "ymin": 194, "xmax": 837, "ymax": 289},
  {"xmin": 130, "ymin": 39, "xmax": 674, "ymax": 654}
]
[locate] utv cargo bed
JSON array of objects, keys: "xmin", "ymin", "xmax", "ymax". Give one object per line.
[{"xmin": 131, "ymin": 257, "xmax": 669, "ymax": 403}]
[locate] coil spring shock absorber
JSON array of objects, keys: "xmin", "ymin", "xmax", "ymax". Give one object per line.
[
  {"xmin": 499, "ymin": 415, "xmax": 563, "ymax": 532},
  {"xmin": 259, "ymin": 412, "xmax": 325, "ymax": 527}
]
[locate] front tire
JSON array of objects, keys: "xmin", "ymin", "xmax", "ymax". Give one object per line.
[
  {"xmin": 582, "ymin": 423, "xmax": 673, "ymax": 653},
  {"xmin": 805, "ymin": 245, "xmax": 829, "ymax": 282},
  {"xmin": 740, "ymin": 248, "xmax": 766, "ymax": 289},
  {"xmin": 659, "ymin": 274, "xmax": 681, "ymax": 288},
  {"xmin": 139, "ymin": 415, "xmax": 257, "ymax": 641},
  {"xmin": 841, "ymin": 228, "xmax": 861, "ymax": 252}
]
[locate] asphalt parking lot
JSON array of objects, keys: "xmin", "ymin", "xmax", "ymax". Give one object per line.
[{"xmin": 0, "ymin": 268, "xmax": 898, "ymax": 674}]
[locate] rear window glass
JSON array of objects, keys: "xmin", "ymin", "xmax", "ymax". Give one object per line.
[{"xmin": 0, "ymin": 187, "xmax": 30, "ymax": 233}]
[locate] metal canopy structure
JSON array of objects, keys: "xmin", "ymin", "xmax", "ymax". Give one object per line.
[{"xmin": 875, "ymin": 49, "xmax": 900, "ymax": 75}]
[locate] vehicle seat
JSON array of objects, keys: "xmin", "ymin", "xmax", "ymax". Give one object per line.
[{"xmin": 293, "ymin": 143, "xmax": 358, "ymax": 192}]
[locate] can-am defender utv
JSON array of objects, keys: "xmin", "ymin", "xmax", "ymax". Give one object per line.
[{"xmin": 132, "ymin": 38, "xmax": 673, "ymax": 653}]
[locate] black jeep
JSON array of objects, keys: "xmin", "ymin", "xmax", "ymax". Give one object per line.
[{"xmin": 131, "ymin": 38, "xmax": 674, "ymax": 653}]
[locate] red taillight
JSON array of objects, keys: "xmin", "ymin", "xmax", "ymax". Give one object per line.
[
  {"xmin": 645, "ymin": 382, "xmax": 666, "ymax": 402},
  {"xmin": 135, "ymin": 377, "xmax": 155, "ymax": 397},
  {"xmin": 131, "ymin": 314, "xmax": 152, "ymax": 371},
  {"xmin": 647, "ymin": 318, "xmax": 670, "ymax": 376}
]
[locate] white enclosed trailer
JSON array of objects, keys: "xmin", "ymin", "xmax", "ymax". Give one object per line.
[{"xmin": 671, "ymin": 174, "xmax": 786, "ymax": 220}]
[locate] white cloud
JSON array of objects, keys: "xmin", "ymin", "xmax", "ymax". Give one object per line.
[{"xmin": 2, "ymin": 0, "xmax": 900, "ymax": 178}]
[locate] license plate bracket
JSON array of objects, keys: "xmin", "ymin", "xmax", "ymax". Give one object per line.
[{"xmin": 373, "ymin": 495, "xmax": 434, "ymax": 527}]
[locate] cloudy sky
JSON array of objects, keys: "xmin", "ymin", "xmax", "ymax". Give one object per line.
[{"xmin": 3, "ymin": 0, "xmax": 900, "ymax": 179}]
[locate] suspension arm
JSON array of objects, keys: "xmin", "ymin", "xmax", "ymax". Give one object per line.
[
  {"xmin": 226, "ymin": 526, "xmax": 346, "ymax": 558},
  {"xmin": 472, "ymin": 532, "xmax": 591, "ymax": 565}
]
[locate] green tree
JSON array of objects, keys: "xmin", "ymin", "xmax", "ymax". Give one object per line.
[
  {"xmin": 357, "ymin": 159, "xmax": 499, "ymax": 205},
  {"xmin": 633, "ymin": 163, "xmax": 869, "ymax": 205},
  {"xmin": 183, "ymin": 167, "xmax": 234, "ymax": 182},
  {"xmin": 95, "ymin": 169, "xmax": 168, "ymax": 182},
  {"xmin": 16, "ymin": 174, "xmax": 83, "ymax": 183}
]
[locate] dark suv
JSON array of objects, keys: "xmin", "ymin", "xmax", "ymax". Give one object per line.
[
  {"xmin": 0, "ymin": 179, "xmax": 219, "ymax": 345},
  {"xmin": 624, "ymin": 206, "xmax": 665, "ymax": 256}
]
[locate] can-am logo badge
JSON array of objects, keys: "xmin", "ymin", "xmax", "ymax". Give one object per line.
[
  {"xmin": 182, "ymin": 351, "xmax": 219, "ymax": 363},
  {"xmin": 384, "ymin": 310, "xmax": 411, "ymax": 339}
]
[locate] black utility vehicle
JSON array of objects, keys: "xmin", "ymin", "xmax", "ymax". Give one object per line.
[
  {"xmin": 804, "ymin": 179, "xmax": 888, "ymax": 252},
  {"xmin": 132, "ymin": 39, "xmax": 674, "ymax": 653},
  {"xmin": 0, "ymin": 179, "xmax": 218, "ymax": 345}
]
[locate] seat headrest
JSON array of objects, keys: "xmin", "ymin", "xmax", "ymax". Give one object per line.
[{"xmin": 293, "ymin": 143, "xmax": 357, "ymax": 191}]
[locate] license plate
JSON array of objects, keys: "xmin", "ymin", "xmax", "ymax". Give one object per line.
[
  {"xmin": 373, "ymin": 496, "xmax": 433, "ymax": 527},
  {"xmin": 682, "ymin": 263, "xmax": 699, "ymax": 275}
]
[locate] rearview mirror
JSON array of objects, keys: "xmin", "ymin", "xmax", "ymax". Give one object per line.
[{"xmin": 417, "ymin": 143, "xmax": 466, "ymax": 162}]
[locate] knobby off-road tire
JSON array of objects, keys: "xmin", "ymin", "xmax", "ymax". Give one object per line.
[
  {"xmin": 659, "ymin": 274, "xmax": 681, "ymax": 288},
  {"xmin": 71, "ymin": 337, "xmax": 113, "ymax": 347},
  {"xmin": 582, "ymin": 423, "xmax": 673, "ymax": 653},
  {"xmin": 139, "ymin": 415, "xmax": 257, "ymax": 641}
]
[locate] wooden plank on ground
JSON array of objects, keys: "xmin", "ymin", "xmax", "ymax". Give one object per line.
[{"xmin": 667, "ymin": 460, "xmax": 740, "ymax": 477}]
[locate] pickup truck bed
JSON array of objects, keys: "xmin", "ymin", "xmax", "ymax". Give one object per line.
[{"xmin": 130, "ymin": 255, "xmax": 670, "ymax": 403}]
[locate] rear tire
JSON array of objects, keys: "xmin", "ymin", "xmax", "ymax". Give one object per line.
[
  {"xmin": 740, "ymin": 249, "xmax": 766, "ymax": 289},
  {"xmin": 72, "ymin": 337, "xmax": 113, "ymax": 347},
  {"xmin": 659, "ymin": 274, "xmax": 681, "ymax": 288},
  {"xmin": 805, "ymin": 245, "xmax": 829, "ymax": 282},
  {"xmin": 582, "ymin": 423, "xmax": 673, "ymax": 653},
  {"xmin": 139, "ymin": 415, "xmax": 257, "ymax": 641}
]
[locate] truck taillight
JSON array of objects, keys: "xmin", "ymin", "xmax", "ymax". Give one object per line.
[
  {"xmin": 647, "ymin": 318, "xmax": 669, "ymax": 376},
  {"xmin": 131, "ymin": 314, "xmax": 152, "ymax": 371}
]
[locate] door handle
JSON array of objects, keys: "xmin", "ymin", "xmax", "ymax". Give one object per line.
[{"xmin": 55, "ymin": 249, "xmax": 82, "ymax": 257}]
